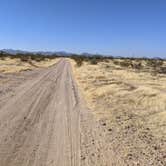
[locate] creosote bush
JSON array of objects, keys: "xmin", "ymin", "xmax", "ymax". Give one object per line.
[
  {"xmin": 0, "ymin": 51, "xmax": 58, "ymax": 62},
  {"xmin": 119, "ymin": 59, "xmax": 132, "ymax": 67},
  {"xmin": 71, "ymin": 54, "xmax": 112, "ymax": 67},
  {"xmin": 146, "ymin": 59, "xmax": 163, "ymax": 68},
  {"xmin": 90, "ymin": 58, "xmax": 98, "ymax": 65}
]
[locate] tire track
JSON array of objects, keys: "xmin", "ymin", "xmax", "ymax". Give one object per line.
[{"xmin": 0, "ymin": 59, "xmax": 81, "ymax": 166}]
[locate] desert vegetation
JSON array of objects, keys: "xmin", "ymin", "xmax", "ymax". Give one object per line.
[
  {"xmin": 0, "ymin": 51, "xmax": 59, "ymax": 61},
  {"xmin": 70, "ymin": 53, "xmax": 166, "ymax": 76},
  {"xmin": 71, "ymin": 57, "xmax": 166, "ymax": 165},
  {"xmin": 0, "ymin": 51, "xmax": 60, "ymax": 73},
  {"xmin": 0, "ymin": 52, "xmax": 165, "ymax": 165},
  {"xmin": 0, "ymin": 50, "xmax": 165, "ymax": 75},
  {"xmin": 70, "ymin": 54, "xmax": 111, "ymax": 66}
]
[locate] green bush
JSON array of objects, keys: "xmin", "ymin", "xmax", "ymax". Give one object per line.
[
  {"xmin": 71, "ymin": 55, "xmax": 84, "ymax": 67},
  {"xmin": 90, "ymin": 58, "xmax": 98, "ymax": 65}
]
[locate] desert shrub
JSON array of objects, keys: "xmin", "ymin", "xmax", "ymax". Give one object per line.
[
  {"xmin": 0, "ymin": 52, "xmax": 5, "ymax": 60},
  {"xmin": 34, "ymin": 58, "xmax": 42, "ymax": 62},
  {"xmin": 145, "ymin": 59, "xmax": 165, "ymax": 75},
  {"xmin": 0, "ymin": 51, "xmax": 9, "ymax": 59},
  {"xmin": 19, "ymin": 55, "xmax": 30, "ymax": 62},
  {"xmin": 119, "ymin": 59, "xmax": 132, "ymax": 68},
  {"xmin": 48, "ymin": 54, "xmax": 58, "ymax": 59},
  {"xmin": 34, "ymin": 57, "xmax": 45, "ymax": 62},
  {"xmin": 90, "ymin": 58, "xmax": 98, "ymax": 65},
  {"xmin": 103, "ymin": 59, "xmax": 110, "ymax": 63},
  {"xmin": 146, "ymin": 59, "xmax": 163, "ymax": 68},
  {"xmin": 114, "ymin": 59, "xmax": 144, "ymax": 70},
  {"xmin": 14, "ymin": 54, "xmax": 30, "ymax": 62},
  {"xmin": 0, "ymin": 57, "xmax": 5, "ymax": 60},
  {"xmin": 71, "ymin": 55, "xmax": 84, "ymax": 67},
  {"xmin": 29, "ymin": 54, "xmax": 45, "ymax": 61},
  {"xmin": 76, "ymin": 58, "xmax": 83, "ymax": 66},
  {"xmin": 10, "ymin": 56, "xmax": 16, "ymax": 59},
  {"xmin": 157, "ymin": 67, "xmax": 166, "ymax": 74},
  {"xmin": 112, "ymin": 60, "xmax": 120, "ymax": 65},
  {"xmin": 105, "ymin": 64, "xmax": 110, "ymax": 69},
  {"xmin": 131, "ymin": 62, "xmax": 142, "ymax": 70}
]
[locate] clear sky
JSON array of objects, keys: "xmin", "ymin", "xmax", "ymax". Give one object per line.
[{"xmin": 0, "ymin": 0, "xmax": 166, "ymax": 58}]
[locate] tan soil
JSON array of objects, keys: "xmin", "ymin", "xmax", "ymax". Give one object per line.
[{"xmin": 0, "ymin": 59, "xmax": 81, "ymax": 166}]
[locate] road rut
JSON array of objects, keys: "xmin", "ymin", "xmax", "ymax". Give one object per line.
[{"xmin": 0, "ymin": 59, "xmax": 81, "ymax": 166}]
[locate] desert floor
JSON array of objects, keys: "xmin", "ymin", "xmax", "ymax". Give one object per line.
[{"xmin": 0, "ymin": 57, "xmax": 165, "ymax": 165}]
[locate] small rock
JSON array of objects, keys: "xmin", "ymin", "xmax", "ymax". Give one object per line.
[
  {"xmin": 108, "ymin": 128, "xmax": 112, "ymax": 132},
  {"xmin": 102, "ymin": 123, "xmax": 106, "ymax": 126},
  {"xmin": 81, "ymin": 156, "xmax": 86, "ymax": 160}
]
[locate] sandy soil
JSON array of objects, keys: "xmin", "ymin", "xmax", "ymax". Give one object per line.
[
  {"xmin": 0, "ymin": 59, "xmax": 81, "ymax": 166},
  {"xmin": 71, "ymin": 59, "xmax": 166, "ymax": 165}
]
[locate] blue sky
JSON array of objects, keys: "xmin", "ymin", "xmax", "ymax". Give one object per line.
[{"xmin": 0, "ymin": 0, "xmax": 166, "ymax": 58}]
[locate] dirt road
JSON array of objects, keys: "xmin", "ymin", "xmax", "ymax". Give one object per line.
[{"xmin": 0, "ymin": 59, "xmax": 82, "ymax": 166}]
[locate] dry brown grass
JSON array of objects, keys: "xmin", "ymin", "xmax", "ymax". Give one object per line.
[
  {"xmin": 71, "ymin": 58, "xmax": 166, "ymax": 165},
  {"xmin": 0, "ymin": 57, "xmax": 60, "ymax": 73}
]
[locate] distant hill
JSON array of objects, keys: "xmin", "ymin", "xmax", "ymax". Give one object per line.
[
  {"xmin": 2, "ymin": 49, "xmax": 163, "ymax": 60},
  {"xmin": 1, "ymin": 49, "xmax": 71, "ymax": 56},
  {"xmin": 1, "ymin": 49, "xmax": 29, "ymax": 55}
]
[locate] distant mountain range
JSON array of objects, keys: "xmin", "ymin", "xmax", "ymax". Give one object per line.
[
  {"xmin": 2, "ymin": 49, "xmax": 163, "ymax": 59},
  {"xmin": 1, "ymin": 49, "xmax": 72, "ymax": 56},
  {"xmin": 0, "ymin": 49, "xmax": 103, "ymax": 57}
]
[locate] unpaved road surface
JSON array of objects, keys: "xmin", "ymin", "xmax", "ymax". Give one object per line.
[{"xmin": 0, "ymin": 59, "xmax": 82, "ymax": 166}]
